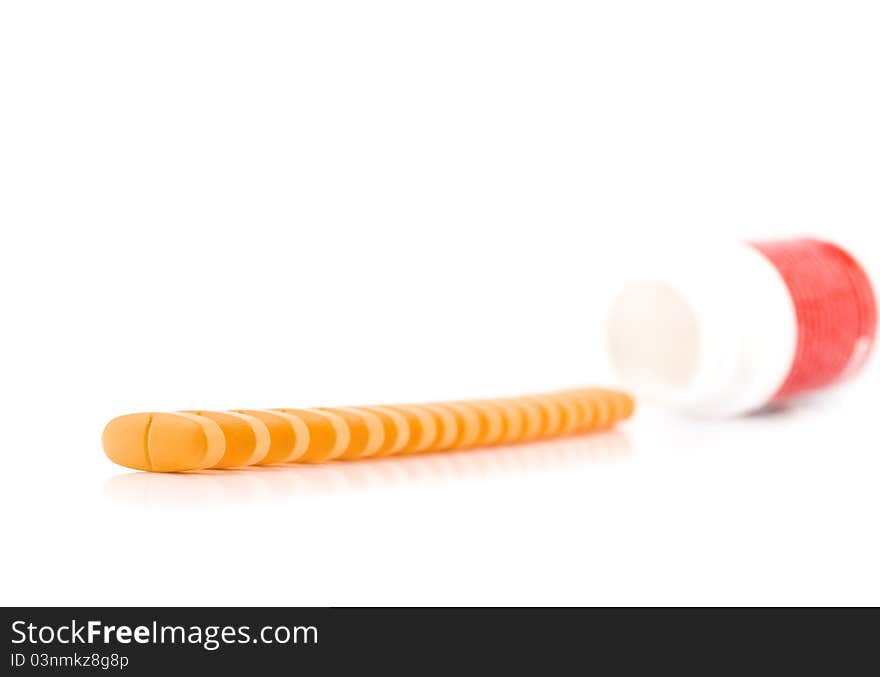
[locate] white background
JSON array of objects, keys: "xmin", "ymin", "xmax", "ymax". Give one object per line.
[{"xmin": 1, "ymin": 1, "xmax": 878, "ymax": 605}]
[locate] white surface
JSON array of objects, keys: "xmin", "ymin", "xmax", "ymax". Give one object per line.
[
  {"xmin": 608, "ymin": 242, "xmax": 799, "ymax": 416},
  {"xmin": 1, "ymin": 1, "xmax": 879, "ymax": 606}
]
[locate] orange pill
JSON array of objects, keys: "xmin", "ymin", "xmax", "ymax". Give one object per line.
[
  {"xmin": 357, "ymin": 406, "xmax": 411, "ymax": 457},
  {"xmin": 102, "ymin": 412, "xmax": 225, "ymax": 472},
  {"xmin": 511, "ymin": 397, "xmax": 547, "ymax": 441},
  {"xmin": 464, "ymin": 400, "xmax": 506, "ymax": 446},
  {"xmin": 440, "ymin": 402, "xmax": 482, "ymax": 450},
  {"xmin": 490, "ymin": 399, "xmax": 525, "ymax": 445},
  {"xmin": 383, "ymin": 404, "xmax": 437, "ymax": 454},
  {"xmin": 591, "ymin": 389, "xmax": 624, "ymax": 424},
  {"xmin": 274, "ymin": 408, "xmax": 351, "ymax": 463},
  {"xmin": 546, "ymin": 394, "xmax": 581, "ymax": 436},
  {"xmin": 594, "ymin": 397, "xmax": 615, "ymax": 430},
  {"xmin": 554, "ymin": 391, "xmax": 591, "ymax": 432},
  {"xmin": 418, "ymin": 403, "xmax": 459, "ymax": 451},
  {"xmin": 572, "ymin": 391, "xmax": 614, "ymax": 430},
  {"xmin": 185, "ymin": 410, "xmax": 270, "ymax": 468},
  {"xmin": 559, "ymin": 390, "xmax": 596, "ymax": 432},
  {"xmin": 318, "ymin": 407, "xmax": 385, "ymax": 460},
  {"xmin": 534, "ymin": 396, "xmax": 566, "ymax": 437},
  {"xmin": 235, "ymin": 409, "xmax": 310, "ymax": 463},
  {"xmin": 597, "ymin": 388, "xmax": 635, "ymax": 420}
]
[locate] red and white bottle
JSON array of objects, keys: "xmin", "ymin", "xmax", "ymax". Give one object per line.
[{"xmin": 607, "ymin": 238, "xmax": 877, "ymax": 416}]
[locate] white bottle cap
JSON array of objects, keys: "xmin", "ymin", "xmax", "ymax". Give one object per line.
[{"xmin": 607, "ymin": 242, "xmax": 798, "ymax": 417}]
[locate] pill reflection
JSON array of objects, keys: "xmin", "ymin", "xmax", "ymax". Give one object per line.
[{"xmin": 103, "ymin": 431, "xmax": 631, "ymax": 509}]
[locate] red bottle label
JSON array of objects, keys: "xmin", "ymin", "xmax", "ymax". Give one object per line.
[{"xmin": 751, "ymin": 238, "xmax": 877, "ymax": 400}]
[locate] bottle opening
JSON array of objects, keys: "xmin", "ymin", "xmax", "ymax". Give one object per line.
[{"xmin": 607, "ymin": 282, "xmax": 700, "ymax": 401}]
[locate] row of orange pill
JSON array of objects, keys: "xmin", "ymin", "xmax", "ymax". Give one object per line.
[{"xmin": 102, "ymin": 388, "xmax": 634, "ymax": 472}]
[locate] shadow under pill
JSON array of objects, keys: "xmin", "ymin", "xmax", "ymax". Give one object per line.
[{"xmin": 102, "ymin": 430, "xmax": 632, "ymax": 509}]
